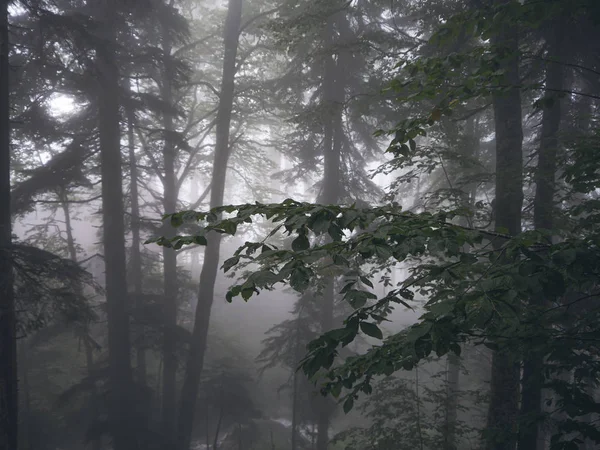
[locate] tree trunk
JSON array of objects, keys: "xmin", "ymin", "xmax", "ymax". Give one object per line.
[
  {"xmin": 18, "ymin": 340, "xmax": 30, "ymax": 450},
  {"xmin": 443, "ymin": 116, "xmax": 479, "ymax": 450},
  {"xmin": 291, "ymin": 320, "xmax": 301, "ymax": 450},
  {"xmin": 60, "ymin": 190, "xmax": 102, "ymax": 450},
  {"xmin": 127, "ymin": 107, "xmax": 147, "ymax": 386},
  {"xmin": 315, "ymin": 287, "xmax": 334, "ymax": 450},
  {"xmin": 315, "ymin": 11, "xmax": 350, "ymax": 449},
  {"xmin": 176, "ymin": 2, "xmax": 243, "ymax": 449},
  {"xmin": 486, "ymin": 1, "xmax": 524, "ymax": 449},
  {"xmin": 160, "ymin": 13, "xmax": 180, "ymax": 447},
  {"xmin": 96, "ymin": 1, "xmax": 136, "ymax": 448},
  {"xmin": 315, "ymin": 14, "xmax": 343, "ymax": 450},
  {"xmin": 0, "ymin": 0, "xmax": 17, "ymax": 447},
  {"xmin": 519, "ymin": 19, "xmax": 565, "ymax": 450},
  {"xmin": 445, "ymin": 353, "xmax": 460, "ymax": 450}
]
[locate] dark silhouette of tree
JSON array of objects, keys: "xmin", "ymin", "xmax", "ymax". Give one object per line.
[
  {"xmin": 94, "ymin": 1, "xmax": 136, "ymax": 448},
  {"xmin": 0, "ymin": 1, "xmax": 17, "ymax": 446},
  {"xmin": 177, "ymin": 1, "xmax": 243, "ymax": 449}
]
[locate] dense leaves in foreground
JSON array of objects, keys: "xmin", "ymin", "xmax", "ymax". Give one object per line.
[{"xmin": 149, "ymin": 192, "xmax": 600, "ymax": 443}]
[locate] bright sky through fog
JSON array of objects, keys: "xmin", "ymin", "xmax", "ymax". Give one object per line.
[{"xmin": 48, "ymin": 94, "xmax": 76, "ymax": 116}]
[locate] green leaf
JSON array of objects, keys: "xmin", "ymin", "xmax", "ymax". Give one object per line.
[
  {"xmin": 360, "ymin": 322, "xmax": 383, "ymax": 340},
  {"xmin": 221, "ymin": 220, "xmax": 238, "ymax": 235},
  {"xmin": 309, "ymin": 210, "xmax": 332, "ymax": 234},
  {"xmin": 290, "ymin": 266, "xmax": 311, "ymax": 292},
  {"xmin": 241, "ymin": 286, "xmax": 256, "ymax": 301},
  {"xmin": 346, "ymin": 290, "xmax": 377, "ymax": 308},
  {"xmin": 170, "ymin": 214, "xmax": 183, "ymax": 228},
  {"xmin": 328, "ymin": 223, "xmax": 345, "ymax": 241},
  {"xmin": 359, "ymin": 276, "xmax": 374, "ymax": 288},
  {"xmin": 193, "ymin": 235, "xmax": 208, "ymax": 246},
  {"xmin": 375, "ymin": 244, "xmax": 393, "ymax": 260},
  {"xmin": 291, "ymin": 234, "xmax": 310, "ymax": 251},
  {"xmin": 409, "ymin": 138, "xmax": 417, "ymax": 152},
  {"xmin": 222, "ymin": 256, "xmax": 240, "ymax": 272},
  {"xmin": 343, "ymin": 396, "xmax": 354, "ymax": 414},
  {"xmin": 333, "ymin": 254, "xmax": 349, "ymax": 267},
  {"xmin": 330, "ymin": 383, "xmax": 342, "ymax": 398}
]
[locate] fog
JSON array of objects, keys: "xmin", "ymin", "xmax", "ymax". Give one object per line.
[{"xmin": 1, "ymin": 1, "xmax": 599, "ymax": 450}]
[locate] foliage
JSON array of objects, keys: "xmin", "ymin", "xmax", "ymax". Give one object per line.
[
  {"xmin": 333, "ymin": 364, "xmax": 478, "ymax": 450},
  {"xmin": 10, "ymin": 242, "xmax": 99, "ymax": 335},
  {"xmin": 152, "ymin": 103, "xmax": 600, "ymax": 448}
]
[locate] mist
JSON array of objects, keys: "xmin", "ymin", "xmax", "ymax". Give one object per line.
[{"xmin": 0, "ymin": 1, "xmax": 599, "ymax": 450}]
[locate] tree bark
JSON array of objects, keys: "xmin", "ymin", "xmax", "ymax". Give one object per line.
[
  {"xmin": 159, "ymin": 11, "xmax": 180, "ymax": 447},
  {"xmin": 518, "ymin": 19, "xmax": 566, "ymax": 450},
  {"xmin": 96, "ymin": 1, "xmax": 136, "ymax": 448},
  {"xmin": 59, "ymin": 190, "xmax": 102, "ymax": 450},
  {"xmin": 315, "ymin": 14, "xmax": 344, "ymax": 450},
  {"xmin": 0, "ymin": 0, "xmax": 17, "ymax": 448},
  {"xmin": 291, "ymin": 318, "xmax": 302, "ymax": 450},
  {"xmin": 176, "ymin": 2, "xmax": 243, "ymax": 449},
  {"xmin": 445, "ymin": 353, "xmax": 460, "ymax": 450},
  {"xmin": 127, "ymin": 107, "xmax": 147, "ymax": 386},
  {"xmin": 18, "ymin": 340, "xmax": 30, "ymax": 450},
  {"xmin": 486, "ymin": 1, "xmax": 524, "ymax": 449}
]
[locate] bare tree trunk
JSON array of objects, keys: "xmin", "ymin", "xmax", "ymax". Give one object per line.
[
  {"xmin": 96, "ymin": 1, "xmax": 135, "ymax": 448},
  {"xmin": 485, "ymin": 2, "xmax": 524, "ymax": 449},
  {"xmin": 0, "ymin": 0, "xmax": 17, "ymax": 447},
  {"xmin": 291, "ymin": 319, "xmax": 301, "ymax": 450},
  {"xmin": 176, "ymin": 2, "xmax": 243, "ymax": 449},
  {"xmin": 519, "ymin": 19, "xmax": 566, "ymax": 450},
  {"xmin": 159, "ymin": 11, "xmax": 180, "ymax": 447},
  {"xmin": 59, "ymin": 191, "xmax": 102, "ymax": 450},
  {"xmin": 443, "ymin": 114, "xmax": 481, "ymax": 449},
  {"xmin": 127, "ymin": 107, "xmax": 147, "ymax": 386},
  {"xmin": 190, "ymin": 176, "xmax": 202, "ymax": 281},
  {"xmin": 18, "ymin": 340, "xmax": 30, "ymax": 450},
  {"xmin": 315, "ymin": 11, "xmax": 349, "ymax": 449},
  {"xmin": 445, "ymin": 353, "xmax": 460, "ymax": 450}
]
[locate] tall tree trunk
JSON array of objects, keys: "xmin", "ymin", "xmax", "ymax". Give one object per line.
[
  {"xmin": 96, "ymin": 1, "xmax": 136, "ymax": 448},
  {"xmin": 518, "ymin": 19, "xmax": 565, "ymax": 450},
  {"xmin": 0, "ymin": 1, "xmax": 17, "ymax": 448},
  {"xmin": 176, "ymin": 1, "xmax": 243, "ymax": 448},
  {"xmin": 444, "ymin": 117, "xmax": 480, "ymax": 450},
  {"xmin": 160, "ymin": 10, "xmax": 180, "ymax": 447},
  {"xmin": 18, "ymin": 340, "xmax": 30, "ymax": 450},
  {"xmin": 315, "ymin": 14, "xmax": 344, "ymax": 450},
  {"xmin": 190, "ymin": 176, "xmax": 202, "ymax": 281},
  {"xmin": 127, "ymin": 107, "xmax": 147, "ymax": 386},
  {"xmin": 486, "ymin": 1, "xmax": 524, "ymax": 449},
  {"xmin": 445, "ymin": 353, "xmax": 460, "ymax": 450},
  {"xmin": 59, "ymin": 191, "xmax": 102, "ymax": 450},
  {"xmin": 291, "ymin": 318, "xmax": 302, "ymax": 450}
]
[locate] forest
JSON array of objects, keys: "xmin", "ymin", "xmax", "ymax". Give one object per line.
[{"xmin": 0, "ymin": 0, "xmax": 599, "ymax": 449}]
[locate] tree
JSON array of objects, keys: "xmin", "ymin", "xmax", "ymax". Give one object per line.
[
  {"xmin": 153, "ymin": 0, "xmax": 600, "ymax": 448},
  {"xmin": 257, "ymin": 293, "xmax": 337, "ymax": 450},
  {"xmin": 0, "ymin": 1, "xmax": 17, "ymax": 447},
  {"xmin": 95, "ymin": 1, "xmax": 136, "ymax": 448},
  {"xmin": 177, "ymin": 1, "xmax": 243, "ymax": 449},
  {"xmin": 484, "ymin": 1, "xmax": 524, "ymax": 449},
  {"xmin": 518, "ymin": 14, "xmax": 568, "ymax": 450}
]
